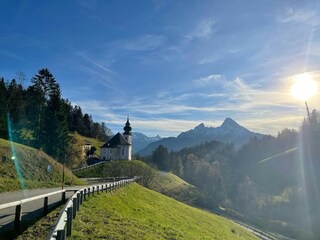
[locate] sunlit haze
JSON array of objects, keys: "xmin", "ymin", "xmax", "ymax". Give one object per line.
[{"xmin": 291, "ymin": 73, "xmax": 318, "ymax": 101}]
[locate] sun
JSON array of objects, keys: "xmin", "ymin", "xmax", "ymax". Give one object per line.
[{"xmin": 290, "ymin": 73, "xmax": 318, "ymax": 101}]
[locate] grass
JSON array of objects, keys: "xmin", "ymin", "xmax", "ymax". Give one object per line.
[
  {"xmin": 0, "ymin": 138, "xmax": 85, "ymax": 192},
  {"xmin": 149, "ymin": 172, "xmax": 199, "ymax": 204},
  {"xmin": 76, "ymin": 161, "xmax": 199, "ymax": 203},
  {"xmin": 15, "ymin": 205, "xmax": 64, "ymax": 240},
  {"xmin": 71, "ymin": 183, "xmax": 259, "ymax": 240}
]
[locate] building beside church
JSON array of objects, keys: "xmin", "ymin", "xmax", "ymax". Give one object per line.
[{"xmin": 100, "ymin": 118, "xmax": 132, "ymax": 161}]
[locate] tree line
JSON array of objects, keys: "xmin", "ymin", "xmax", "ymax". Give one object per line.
[
  {"xmin": 145, "ymin": 111, "xmax": 320, "ymax": 239},
  {"xmin": 0, "ymin": 68, "xmax": 112, "ymax": 162}
]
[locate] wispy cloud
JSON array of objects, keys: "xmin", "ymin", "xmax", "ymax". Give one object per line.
[
  {"xmin": 193, "ymin": 74, "xmax": 222, "ymax": 86},
  {"xmin": 76, "ymin": 51, "xmax": 115, "ymax": 75},
  {"xmin": 187, "ymin": 18, "xmax": 216, "ymax": 39},
  {"xmin": 278, "ymin": 8, "xmax": 317, "ymax": 24},
  {"xmin": 72, "ymin": 72, "xmax": 320, "ymax": 136},
  {"xmin": 0, "ymin": 49, "xmax": 23, "ymax": 60},
  {"xmin": 122, "ymin": 34, "xmax": 166, "ymax": 51}
]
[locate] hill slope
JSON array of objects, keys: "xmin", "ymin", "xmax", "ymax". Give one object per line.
[
  {"xmin": 0, "ymin": 138, "xmax": 84, "ymax": 192},
  {"xmin": 149, "ymin": 172, "xmax": 199, "ymax": 204},
  {"xmin": 139, "ymin": 118, "xmax": 264, "ymax": 156},
  {"xmin": 69, "ymin": 132, "xmax": 105, "ymax": 157},
  {"xmin": 72, "ymin": 183, "xmax": 259, "ymax": 240}
]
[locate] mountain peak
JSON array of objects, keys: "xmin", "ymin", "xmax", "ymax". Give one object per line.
[
  {"xmin": 195, "ymin": 123, "xmax": 205, "ymax": 130},
  {"xmin": 220, "ymin": 118, "xmax": 241, "ymax": 129}
]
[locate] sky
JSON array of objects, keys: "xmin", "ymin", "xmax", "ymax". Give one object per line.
[{"xmin": 1, "ymin": 0, "xmax": 320, "ymax": 137}]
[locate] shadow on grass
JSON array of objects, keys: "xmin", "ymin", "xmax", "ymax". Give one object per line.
[{"xmin": 0, "ymin": 202, "xmax": 63, "ymax": 240}]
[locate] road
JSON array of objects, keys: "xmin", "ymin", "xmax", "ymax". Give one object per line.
[{"xmin": 0, "ymin": 181, "xmax": 108, "ymax": 235}]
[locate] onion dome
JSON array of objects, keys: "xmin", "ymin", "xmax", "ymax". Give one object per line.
[{"xmin": 123, "ymin": 117, "xmax": 132, "ymax": 135}]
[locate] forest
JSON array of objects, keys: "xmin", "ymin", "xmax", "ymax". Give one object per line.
[
  {"xmin": 145, "ymin": 112, "xmax": 320, "ymax": 239},
  {"xmin": 0, "ymin": 68, "xmax": 112, "ymax": 164}
]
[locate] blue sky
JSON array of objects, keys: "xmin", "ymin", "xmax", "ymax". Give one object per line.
[{"xmin": 1, "ymin": 0, "xmax": 320, "ymax": 136}]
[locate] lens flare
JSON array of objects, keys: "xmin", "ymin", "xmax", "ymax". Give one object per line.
[{"xmin": 7, "ymin": 113, "xmax": 26, "ymax": 194}]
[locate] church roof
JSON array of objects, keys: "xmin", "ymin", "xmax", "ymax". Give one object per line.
[{"xmin": 101, "ymin": 132, "xmax": 130, "ymax": 148}]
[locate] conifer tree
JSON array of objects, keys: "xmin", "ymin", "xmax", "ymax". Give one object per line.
[
  {"xmin": 0, "ymin": 77, "xmax": 8, "ymax": 139},
  {"xmin": 30, "ymin": 68, "xmax": 58, "ymax": 149}
]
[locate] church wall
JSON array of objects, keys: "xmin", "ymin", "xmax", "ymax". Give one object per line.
[
  {"xmin": 123, "ymin": 145, "xmax": 132, "ymax": 160},
  {"xmin": 100, "ymin": 146, "xmax": 131, "ymax": 160}
]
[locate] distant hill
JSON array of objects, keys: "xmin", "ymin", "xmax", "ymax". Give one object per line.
[
  {"xmin": 0, "ymin": 138, "xmax": 85, "ymax": 192},
  {"xmin": 72, "ymin": 183, "xmax": 259, "ymax": 240},
  {"xmin": 132, "ymin": 132, "xmax": 161, "ymax": 153},
  {"xmin": 138, "ymin": 118, "xmax": 264, "ymax": 156}
]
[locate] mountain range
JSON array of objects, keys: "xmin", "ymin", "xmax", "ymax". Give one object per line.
[
  {"xmin": 137, "ymin": 118, "xmax": 264, "ymax": 156},
  {"xmin": 132, "ymin": 132, "xmax": 162, "ymax": 153}
]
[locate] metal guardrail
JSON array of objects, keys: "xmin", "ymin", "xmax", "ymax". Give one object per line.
[
  {"xmin": 47, "ymin": 178, "xmax": 135, "ymax": 240},
  {"xmin": 0, "ymin": 190, "xmax": 66, "ymax": 233}
]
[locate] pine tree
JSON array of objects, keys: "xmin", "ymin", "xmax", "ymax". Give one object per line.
[{"xmin": 31, "ymin": 68, "xmax": 58, "ymax": 149}]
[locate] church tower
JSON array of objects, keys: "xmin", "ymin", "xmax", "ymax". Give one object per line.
[
  {"xmin": 122, "ymin": 117, "xmax": 132, "ymax": 160},
  {"xmin": 123, "ymin": 117, "xmax": 132, "ymax": 143}
]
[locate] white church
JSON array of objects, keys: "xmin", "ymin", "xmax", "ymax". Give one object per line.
[{"xmin": 100, "ymin": 118, "xmax": 132, "ymax": 161}]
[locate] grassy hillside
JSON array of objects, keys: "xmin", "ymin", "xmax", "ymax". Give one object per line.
[
  {"xmin": 69, "ymin": 132, "xmax": 104, "ymax": 158},
  {"xmin": 72, "ymin": 183, "xmax": 259, "ymax": 239},
  {"xmin": 0, "ymin": 138, "xmax": 85, "ymax": 192},
  {"xmin": 75, "ymin": 161, "xmax": 199, "ymax": 203},
  {"xmin": 75, "ymin": 160, "xmax": 155, "ymax": 178},
  {"xmin": 149, "ymin": 172, "xmax": 199, "ymax": 204}
]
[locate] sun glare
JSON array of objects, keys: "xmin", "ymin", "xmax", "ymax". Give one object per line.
[{"xmin": 290, "ymin": 73, "xmax": 318, "ymax": 101}]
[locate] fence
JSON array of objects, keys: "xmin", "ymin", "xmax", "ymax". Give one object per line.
[
  {"xmin": 72, "ymin": 161, "xmax": 107, "ymax": 172},
  {"xmin": 0, "ymin": 190, "xmax": 66, "ymax": 233},
  {"xmin": 47, "ymin": 178, "xmax": 135, "ymax": 240}
]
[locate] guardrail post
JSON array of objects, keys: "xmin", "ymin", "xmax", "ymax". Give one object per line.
[
  {"xmin": 88, "ymin": 188, "xmax": 90, "ymax": 197},
  {"xmin": 57, "ymin": 229, "xmax": 66, "ymax": 240},
  {"xmin": 76, "ymin": 193, "xmax": 80, "ymax": 211},
  {"xmin": 92, "ymin": 187, "xmax": 95, "ymax": 196},
  {"xmin": 73, "ymin": 198, "xmax": 77, "ymax": 219},
  {"xmin": 61, "ymin": 191, "xmax": 66, "ymax": 203},
  {"xmin": 67, "ymin": 207, "xmax": 73, "ymax": 236},
  {"xmin": 14, "ymin": 204, "xmax": 22, "ymax": 232},
  {"xmin": 97, "ymin": 185, "xmax": 100, "ymax": 194},
  {"xmin": 80, "ymin": 191, "xmax": 83, "ymax": 204},
  {"xmin": 43, "ymin": 196, "xmax": 49, "ymax": 216},
  {"xmin": 84, "ymin": 189, "xmax": 87, "ymax": 200}
]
